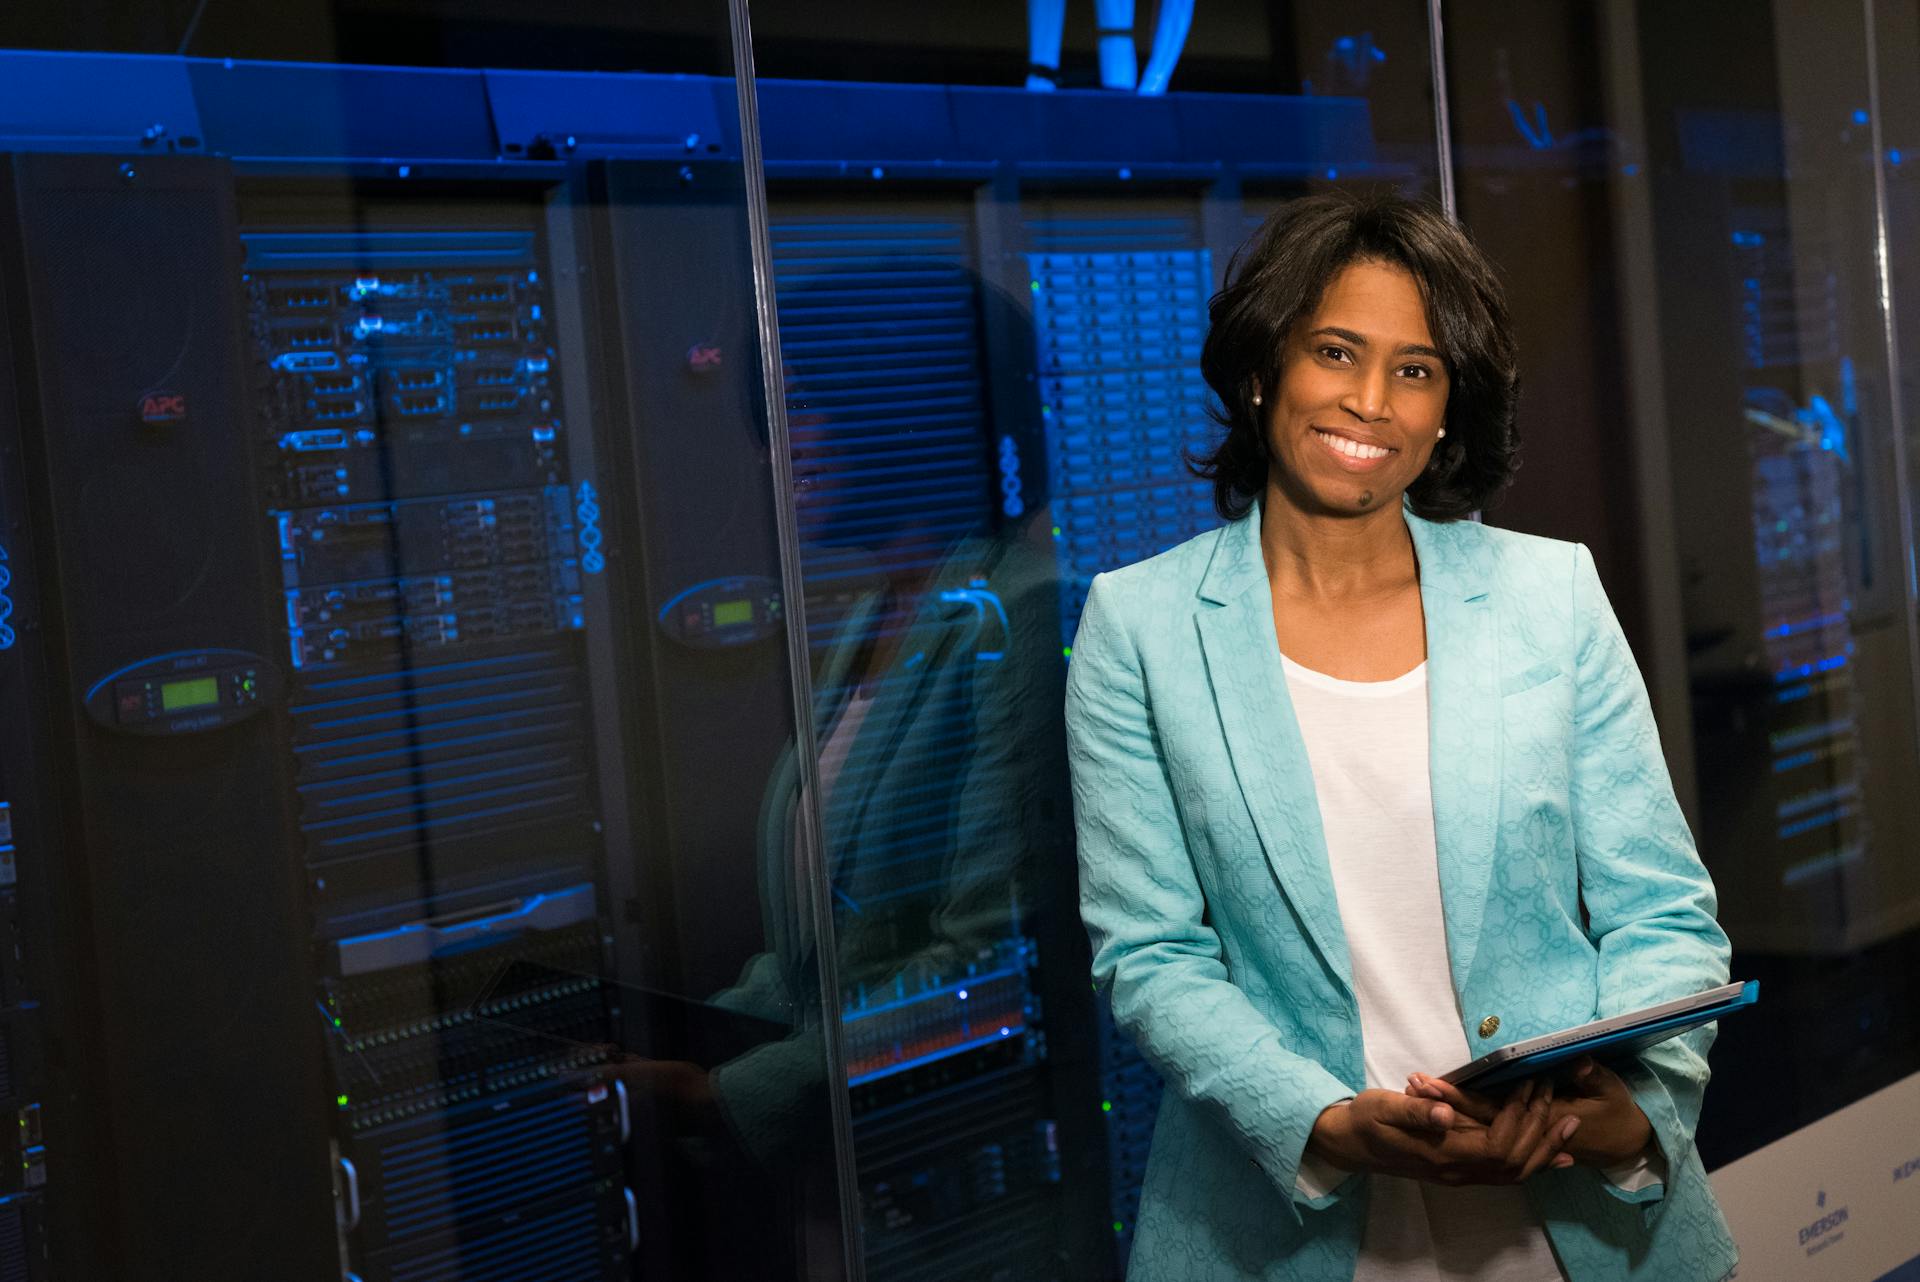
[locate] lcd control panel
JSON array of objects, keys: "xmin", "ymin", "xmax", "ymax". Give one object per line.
[
  {"xmin": 656, "ymin": 574, "xmax": 784, "ymax": 647},
  {"xmin": 82, "ymin": 650, "xmax": 278, "ymax": 734}
]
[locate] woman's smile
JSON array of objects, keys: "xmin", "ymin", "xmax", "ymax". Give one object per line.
[{"xmin": 1310, "ymin": 426, "xmax": 1399, "ymax": 470}]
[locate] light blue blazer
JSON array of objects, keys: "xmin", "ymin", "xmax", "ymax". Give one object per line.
[{"xmin": 1064, "ymin": 502, "xmax": 1738, "ymax": 1282}]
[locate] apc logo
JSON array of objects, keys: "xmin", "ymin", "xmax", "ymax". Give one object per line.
[{"xmin": 138, "ymin": 391, "xmax": 188, "ymax": 424}]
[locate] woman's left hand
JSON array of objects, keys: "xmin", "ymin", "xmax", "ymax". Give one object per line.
[{"xmin": 1407, "ymin": 1057, "xmax": 1653, "ymax": 1167}]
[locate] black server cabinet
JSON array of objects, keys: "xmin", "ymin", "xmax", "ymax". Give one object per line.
[
  {"xmin": 590, "ymin": 158, "xmax": 842, "ymax": 1280},
  {"xmin": 0, "ymin": 152, "xmax": 340, "ymax": 1279},
  {"xmin": 0, "ymin": 164, "xmax": 64, "ymax": 1282}
]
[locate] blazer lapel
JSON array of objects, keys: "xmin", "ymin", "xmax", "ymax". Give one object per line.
[
  {"xmin": 1406, "ymin": 512, "xmax": 1503, "ymax": 996},
  {"xmin": 1195, "ymin": 510, "xmax": 1354, "ymax": 999}
]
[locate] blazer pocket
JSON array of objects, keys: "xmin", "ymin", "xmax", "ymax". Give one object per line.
[{"xmin": 1501, "ymin": 660, "xmax": 1565, "ymax": 698}]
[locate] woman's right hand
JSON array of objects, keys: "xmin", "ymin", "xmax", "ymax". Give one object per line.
[{"xmin": 1306, "ymin": 1079, "xmax": 1579, "ymax": 1186}]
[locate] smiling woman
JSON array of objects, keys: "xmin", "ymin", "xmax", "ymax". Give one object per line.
[
  {"xmin": 1194, "ymin": 190, "xmax": 1521, "ymax": 525},
  {"xmin": 1064, "ymin": 190, "xmax": 1737, "ymax": 1282}
]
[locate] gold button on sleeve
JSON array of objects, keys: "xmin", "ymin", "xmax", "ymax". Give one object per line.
[{"xmin": 1477, "ymin": 1015, "xmax": 1501, "ymax": 1039}]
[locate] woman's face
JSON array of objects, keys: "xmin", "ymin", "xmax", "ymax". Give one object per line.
[{"xmin": 1261, "ymin": 258, "xmax": 1451, "ymax": 516}]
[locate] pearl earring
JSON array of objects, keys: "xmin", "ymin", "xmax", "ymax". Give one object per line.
[
  {"xmin": 1437, "ymin": 427, "xmax": 1446, "ymax": 438},
  {"xmin": 1251, "ymin": 392, "xmax": 1263, "ymax": 406}
]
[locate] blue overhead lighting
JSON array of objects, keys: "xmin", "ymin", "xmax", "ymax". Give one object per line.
[{"xmin": 1136, "ymin": 0, "xmax": 1195, "ymax": 94}]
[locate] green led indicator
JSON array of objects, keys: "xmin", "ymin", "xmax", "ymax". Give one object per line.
[
  {"xmin": 336, "ymin": 1094, "xmax": 349, "ymax": 1107},
  {"xmin": 1113, "ymin": 1221, "xmax": 1125, "ymax": 1234},
  {"xmin": 1062, "ymin": 646, "xmax": 1073, "ymax": 658},
  {"xmin": 332, "ymin": 1018, "xmax": 342, "ymax": 1027},
  {"xmin": 1051, "ymin": 526, "xmax": 1062, "ymax": 537},
  {"xmin": 1101, "ymin": 1100, "xmax": 1113, "ymax": 1113},
  {"xmin": 1029, "ymin": 280, "xmax": 1041, "ymax": 292}
]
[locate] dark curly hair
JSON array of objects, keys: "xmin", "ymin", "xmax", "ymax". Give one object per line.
[{"xmin": 1191, "ymin": 190, "xmax": 1520, "ymax": 521}]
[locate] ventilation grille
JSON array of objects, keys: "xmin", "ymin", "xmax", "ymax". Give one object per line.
[
  {"xmin": 770, "ymin": 212, "xmax": 995, "ymax": 652},
  {"xmin": 289, "ymin": 647, "xmax": 595, "ymax": 863},
  {"xmin": 385, "ymin": 1197, "xmax": 610, "ymax": 1282},
  {"xmin": 1026, "ymin": 215, "xmax": 1218, "ymax": 641},
  {"xmin": 373, "ymin": 1090, "xmax": 608, "ymax": 1247},
  {"xmin": 0, "ymin": 1203, "xmax": 22, "ymax": 1282}
]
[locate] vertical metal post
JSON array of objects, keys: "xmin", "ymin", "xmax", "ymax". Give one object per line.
[
  {"xmin": 726, "ymin": 1, "xmax": 867, "ymax": 1278},
  {"xmin": 1596, "ymin": 0, "xmax": 1702, "ymax": 821},
  {"xmin": 1427, "ymin": 0, "xmax": 1459, "ymax": 220},
  {"xmin": 1861, "ymin": 0, "xmax": 1920, "ymax": 783}
]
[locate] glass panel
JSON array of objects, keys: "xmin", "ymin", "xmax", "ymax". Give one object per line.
[
  {"xmin": 0, "ymin": 10, "xmax": 850, "ymax": 1282},
  {"xmin": 745, "ymin": 7, "xmax": 1444, "ymax": 1276},
  {"xmin": 1446, "ymin": 0, "xmax": 1920, "ymax": 1170}
]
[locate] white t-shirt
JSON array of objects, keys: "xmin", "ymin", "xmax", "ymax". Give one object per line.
[{"xmin": 1280, "ymin": 654, "xmax": 1657, "ymax": 1282}]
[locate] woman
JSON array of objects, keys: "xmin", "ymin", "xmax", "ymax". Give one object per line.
[{"xmin": 1064, "ymin": 191, "xmax": 1736, "ymax": 1281}]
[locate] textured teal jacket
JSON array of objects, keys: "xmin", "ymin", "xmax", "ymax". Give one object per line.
[{"xmin": 1065, "ymin": 502, "xmax": 1738, "ymax": 1282}]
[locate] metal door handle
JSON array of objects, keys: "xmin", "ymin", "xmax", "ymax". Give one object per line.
[{"xmin": 337, "ymin": 1154, "xmax": 362, "ymax": 1233}]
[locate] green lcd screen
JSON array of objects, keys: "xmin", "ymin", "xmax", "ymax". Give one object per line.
[
  {"xmin": 160, "ymin": 676, "xmax": 221, "ymax": 712},
  {"xmin": 712, "ymin": 600, "xmax": 753, "ymax": 628}
]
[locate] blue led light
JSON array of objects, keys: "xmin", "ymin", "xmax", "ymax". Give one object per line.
[
  {"xmin": 1777, "ymin": 807, "xmax": 1851, "ymax": 841},
  {"xmin": 0, "ymin": 540, "xmax": 13, "ymax": 650},
  {"xmin": 1854, "ymin": 109, "xmax": 1870, "ymax": 125},
  {"xmin": 574, "ymin": 481, "xmax": 605, "ymax": 574},
  {"xmin": 998, "ymin": 435, "xmax": 1025, "ymax": 518},
  {"xmin": 844, "ymin": 1028, "xmax": 1025, "ymax": 1087}
]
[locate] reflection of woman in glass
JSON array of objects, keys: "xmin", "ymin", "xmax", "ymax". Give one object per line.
[
  {"xmin": 1065, "ymin": 192, "xmax": 1736, "ymax": 1281},
  {"xmin": 606, "ymin": 287, "xmax": 1064, "ymax": 1270}
]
